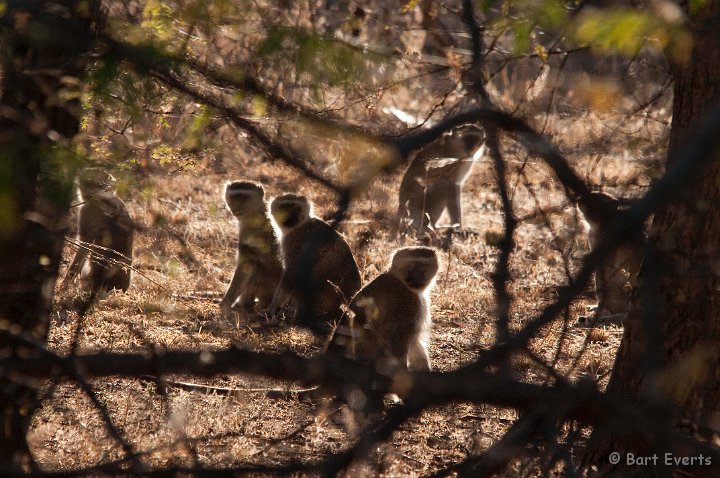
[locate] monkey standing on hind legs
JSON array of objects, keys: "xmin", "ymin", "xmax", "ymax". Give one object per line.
[
  {"xmin": 395, "ymin": 124, "xmax": 486, "ymax": 238},
  {"xmin": 63, "ymin": 168, "xmax": 134, "ymax": 295},
  {"xmin": 220, "ymin": 181, "xmax": 283, "ymax": 318},
  {"xmin": 267, "ymin": 193, "xmax": 361, "ymax": 334},
  {"xmin": 576, "ymin": 191, "xmax": 645, "ymax": 320}
]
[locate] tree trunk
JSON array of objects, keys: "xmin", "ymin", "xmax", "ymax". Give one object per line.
[
  {"xmin": 0, "ymin": 1, "xmax": 99, "ymax": 469},
  {"xmin": 586, "ymin": 1, "xmax": 720, "ymax": 473}
]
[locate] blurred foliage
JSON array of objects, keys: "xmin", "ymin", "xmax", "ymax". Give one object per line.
[
  {"xmin": 141, "ymin": 0, "xmax": 175, "ymax": 42},
  {"xmin": 183, "ymin": 105, "xmax": 213, "ymax": 148},
  {"xmin": 151, "ymin": 144, "xmax": 182, "ymax": 165},
  {"xmin": 71, "ymin": 0, "xmax": 700, "ymax": 180},
  {"xmin": 490, "ymin": 0, "xmax": 569, "ymax": 53},
  {"xmin": 87, "ymin": 55, "xmax": 168, "ymax": 123},
  {"xmin": 141, "ymin": 0, "xmax": 242, "ymax": 40},
  {"xmin": 251, "ymin": 95, "xmax": 269, "ymax": 117},
  {"xmin": 688, "ymin": 0, "xmax": 712, "ymax": 14},
  {"xmin": 41, "ymin": 147, "xmax": 84, "ymax": 204},
  {"xmin": 401, "ymin": 0, "xmax": 421, "ymax": 14},
  {"xmin": 573, "ymin": 6, "xmax": 692, "ymax": 63},
  {"xmin": 573, "ymin": 77, "xmax": 623, "ymax": 113},
  {"xmin": 0, "ymin": 142, "xmax": 80, "ymax": 237},
  {"xmin": 256, "ymin": 26, "xmax": 385, "ymax": 94},
  {"xmin": 482, "ymin": 0, "xmax": 694, "ymax": 69}
]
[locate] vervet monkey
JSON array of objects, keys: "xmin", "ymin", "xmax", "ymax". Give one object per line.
[
  {"xmin": 268, "ymin": 194, "xmax": 361, "ymax": 333},
  {"xmin": 329, "ymin": 246, "xmax": 439, "ymax": 372},
  {"xmin": 396, "ymin": 124, "xmax": 485, "ymax": 237},
  {"xmin": 220, "ymin": 181, "xmax": 283, "ymax": 317},
  {"xmin": 64, "ymin": 168, "xmax": 134, "ymax": 293},
  {"xmin": 577, "ymin": 192, "xmax": 644, "ymax": 317}
]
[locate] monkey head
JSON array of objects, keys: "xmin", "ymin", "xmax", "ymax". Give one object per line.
[
  {"xmin": 225, "ymin": 181, "xmax": 266, "ymax": 218},
  {"xmin": 390, "ymin": 246, "xmax": 439, "ymax": 291},
  {"xmin": 270, "ymin": 193, "xmax": 312, "ymax": 232}
]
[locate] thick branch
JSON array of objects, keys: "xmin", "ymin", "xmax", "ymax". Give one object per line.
[{"xmin": 3, "ymin": 346, "xmax": 720, "ymax": 467}]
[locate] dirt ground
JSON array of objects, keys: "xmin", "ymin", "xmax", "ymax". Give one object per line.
[{"xmin": 28, "ymin": 86, "xmax": 672, "ymax": 475}]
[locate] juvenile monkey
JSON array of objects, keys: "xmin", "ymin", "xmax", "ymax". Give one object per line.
[
  {"xmin": 64, "ymin": 168, "xmax": 134, "ymax": 293},
  {"xmin": 329, "ymin": 246, "xmax": 439, "ymax": 372},
  {"xmin": 396, "ymin": 124, "xmax": 485, "ymax": 237},
  {"xmin": 220, "ymin": 181, "xmax": 283, "ymax": 317},
  {"xmin": 577, "ymin": 192, "xmax": 644, "ymax": 317},
  {"xmin": 268, "ymin": 194, "xmax": 361, "ymax": 333}
]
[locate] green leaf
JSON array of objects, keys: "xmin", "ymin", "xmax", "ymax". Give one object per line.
[
  {"xmin": 573, "ymin": 7, "xmax": 692, "ymax": 61},
  {"xmin": 512, "ymin": 21, "xmax": 532, "ymax": 53}
]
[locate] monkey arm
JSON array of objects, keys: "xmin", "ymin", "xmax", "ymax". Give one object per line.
[
  {"xmin": 113, "ymin": 207, "xmax": 134, "ymax": 263},
  {"xmin": 62, "ymin": 209, "xmax": 98, "ymax": 286},
  {"xmin": 267, "ymin": 275, "xmax": 292, "ymax": 316},
  {"xmin": 63, "ymin": 248, "xmax": 89, "ymax": 287},
  {"xmin": 220, "ymin": 264, "xmax": 250, "ymax": 314}
]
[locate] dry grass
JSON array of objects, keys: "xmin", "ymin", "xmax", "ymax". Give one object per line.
[{"xmin": 36, "ymin": 36, "xmax": 673, "ymax": 475}]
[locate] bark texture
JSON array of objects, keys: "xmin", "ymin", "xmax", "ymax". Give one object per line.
[{"xmin": 586, "ymin": 1, "xmax": 720, "ymax": 473}]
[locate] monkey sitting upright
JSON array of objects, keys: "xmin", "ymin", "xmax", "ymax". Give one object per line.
[
  {"xmin": 577, "ymin": 192, "xmax": 645, "ymax": 318},
  {"xmin": 220, "ymin": 181, "xmax": 283, "ymax": 317},
  {"xmin": 395, "ymin": 124, "xmax": 485, "ymax": 237},
  {"xmin": 268, "ymin": 193, "xmax": 361, "ymax": 334},
  {"xmin": 329, "ymin": 246, "xmax": 440, "ymax": 372},
  {"xmin": 63, "ymin": 168, "xmax": 134, "ymax": 294}
]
